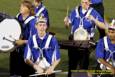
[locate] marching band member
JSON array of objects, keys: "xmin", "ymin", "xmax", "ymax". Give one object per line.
[
  {"xmin": 24, "ymin": 17, "xmax": 61, "ymax": 77},
  {"xmin": 96, "ymin": 19, "xmax": 115, "ymax": 77},
  {"xmin": 90, "ymin": 0, "xmax": 105, "ymax": 38},
  {"xmin": 64, "ymin": 0, "xmax": 106, "ymax": 77},
  {"xmin": 10, "ymin": 0, "xmax": 36, "ymax": 76}
]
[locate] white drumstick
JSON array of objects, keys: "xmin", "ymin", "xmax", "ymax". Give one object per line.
[{"xmin": 29, "ymin": 70, "xmax": 62, "ymax": 77}]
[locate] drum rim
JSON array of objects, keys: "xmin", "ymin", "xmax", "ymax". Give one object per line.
[{"xmin": 0, "ymin": 46, "xmax": 17, "ymax": 53}]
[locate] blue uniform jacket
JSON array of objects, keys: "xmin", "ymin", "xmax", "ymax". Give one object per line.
[
  {"xmin": 69, "ymin": 6, "xmax": 104, "ymax": 36},
  {"xmin": 17, "ymin": 14, "xmax": 36, "ymax": 40},
  {"xmin": 96, "ymin": 37, "xmax": 115, "ymax": 60},
  {"xmin": 24, "ymin": 33, "xmax": 61, "ymax": 64}
]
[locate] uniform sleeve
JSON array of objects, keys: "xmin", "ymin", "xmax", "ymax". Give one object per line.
[
  {"xmin": 51, "ymin": 37, "xmax": 61, "ymax": 61},
  {"xmin": 96, "ymin": 39, "xmax": 105, "ymax": 59},
  {"xmin": 24, "ymin": 37, "xmax": 32, "ymax": 61},
  {"xmin": 92, "ymin": 9, "xmax": 104, "ymax": 23},
  {"xmin": 69, "ymin": 9, "xmax": 76, "ymax": 25}
]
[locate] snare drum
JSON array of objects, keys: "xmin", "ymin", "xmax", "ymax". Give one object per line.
[{"xmin": 0, "ymin": 13, "xmax": 21, "ymax": 52}]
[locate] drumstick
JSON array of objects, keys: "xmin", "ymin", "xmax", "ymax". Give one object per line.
[
  {"xmin": 9, "ymin": 35, "xmax": 16, "ymax": 41},
  {"xmin": 29, "ymin": 70, "xmax": 62, "ymax": 77},
  {"xmin": 66, "ymin": 5, "xmax": 69, "ymax": 17},
  {"xmin": 3, "ymin": 37, "xmax": 15, "ymax": 44}
]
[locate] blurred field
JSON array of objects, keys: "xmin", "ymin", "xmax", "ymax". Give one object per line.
[{"xmin": 0, "ymin": 0, "xmax": 115, "ymax": 77}]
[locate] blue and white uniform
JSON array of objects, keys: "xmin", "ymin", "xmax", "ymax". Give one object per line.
[
  {"xmin": 67, "ymin": 6, "xmax": 104, "ymax": 77},
  {"xmin": 16, "ymin": 13, "xmax": 36, "ymax": 40},
  {"xmin": 24, "ymin": 33, "xmax": 60, "ymax": 66},
  {"xmin": 69, "ymin": 6, "xmax": 104, "ymax": 38},
  {"xmin": 10, "ymin": 14, "xmax": 36, "ymax": 76},
  {"xmin": 96, "ymin": 36, "xmax": 115, "ymax": 61},
  {"xmin": 35, "ymin": 3, "xmax": 49, "ymax": 27}
]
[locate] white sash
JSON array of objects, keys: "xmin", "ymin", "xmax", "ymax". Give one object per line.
[
  {"xmin": 36, "ymin": 6, "xmax": 45, "ymax": 17},
  {"xmin": 24, "ymin": 16, "xmax": 35, "ymax": 24},
  {"xmin": 32, "ymin": 34, "xmax": 53, "ymax": 69}
]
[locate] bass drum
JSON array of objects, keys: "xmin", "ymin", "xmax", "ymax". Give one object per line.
[{"xmin": 0, "ymin": 13, "xmax": 21, "ymax": 52}]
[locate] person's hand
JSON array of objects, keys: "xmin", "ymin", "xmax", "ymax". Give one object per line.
[
  {"xmin": 45, "ymin": 66, "xmax": 54, "ymax": 75},
  {"xmin": 33, "ymin": 64, "xmax": 44, "ymax": 74},
  {"xmin": 64, "ymin": 16, "xmax": 70, "ymax": 27},
  {"xmin": 110, "ymin": 67, "xmax": 115, "ymax": 75},
  {"xmin": 15, "ymin": 39, "xmax": 27, "ymax": 46},
  {"xmin": 86, "ymin": 15, "xmax": 95, "ymax": 21}
]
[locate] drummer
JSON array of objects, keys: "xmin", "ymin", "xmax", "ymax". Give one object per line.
[
  {"xmin": 10, "ymin": 0, "xmax": 36, "ymax": 77},
  {"xmin": 64, "ymin": 0, "xmax": 106, "ymax": 77},
  {"xmin": 96, "ymin": 19, "xmax": 115, "ymax": 77},
  {"xmin": 24, "ymin": 16, "xmax": 61, "ymax": 77}
]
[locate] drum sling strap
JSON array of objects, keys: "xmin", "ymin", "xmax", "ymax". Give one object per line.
[{"xmin": 32, "ymin": 34, "xmax": 53, "ymax": 69}]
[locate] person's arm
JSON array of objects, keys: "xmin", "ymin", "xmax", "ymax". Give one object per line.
[
  {"xmin": 45, "ymin": 59, "xmax": 60, "ymax": 75},
  {"xmin": 64, "ymin": 9, "xmax": 76, "ymax": 28},
  {"xmin": 24, "ymin": 37, "xmax": 32, "ymax": 65},
  {"xmin": 87, "ymin": 15, "xmax": 106, "ymax": 29},
  {"xmin": 98, "ymin": 58, "xmax": 115, "ymax": 74},
  {"xmin": 45, "ymin": 37, "xmax": 61, "ymax": 74},
  {"xmin": 15, "ymin": 39, "xmax": 28, "ymax": 46},
  {"xmin": 25, "ymin": 59, "xmax": 44, "ymax": 74}
]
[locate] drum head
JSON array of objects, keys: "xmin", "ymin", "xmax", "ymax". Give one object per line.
[
  {"xmin": 74, "ymin": 27, "xmax": 88, "ymax": 40},
  {"xmin": 0, "ymin": 18, "xmax": 21, "ymax": 52}
]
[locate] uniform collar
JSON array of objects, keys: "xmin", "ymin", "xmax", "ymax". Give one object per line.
[
  {"xmin": 79, "ymin": 6, "xmax": 91, "ymax": 17},
  {"xmin": 36, "ymin": 32, "xmax": 49, "ymax": 41},
  {"xmin": 18, "ymin": 13, "xmax": 31, "ymax": 21}
]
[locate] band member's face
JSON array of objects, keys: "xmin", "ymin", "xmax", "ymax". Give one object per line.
[
  {"xmin": 81, "ymin": 0, "xmax": 90, "ymax": 10},
  {"xmin": 108, "ymin": 29, "xmax": 115, "ymax": 40},
  {"xmin": 20, "ymin": 4, "xmax": 30, "ymax": 15},
  {"xmin": 36, "ymin": 23, "xmax": 47, "ymax": 32},
  {"xmin": 33, "ymin": 0, "xmax": 40, "ymax": 7}
]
